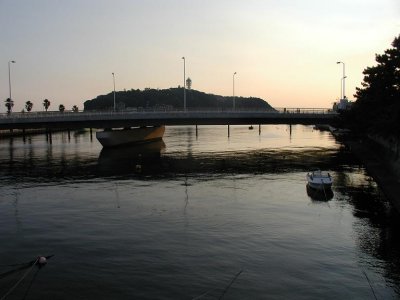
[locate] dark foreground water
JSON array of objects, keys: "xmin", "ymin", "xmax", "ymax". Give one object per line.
[{"xmin": 1, "ymin": 125, "xmax": 400, "ymax": 299}]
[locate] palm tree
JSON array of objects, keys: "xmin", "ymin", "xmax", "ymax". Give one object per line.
[
  {"xmin": 25, "ymin": 101, "xmax": 33, "ymax": 112},
  {"xmin": 43, "ymin": 99, "xmax": 51, "ymax": 111},
  {"xmin": 59, "ymin": 104, "xmax": 65, "ymax": 112},
  {"xmin": 5, "ymin": 98, "xmax": 14, "ymax": 114},
  {"xmin": 72, "ymin": 105, "xmax": 79, "ymax": 112}
]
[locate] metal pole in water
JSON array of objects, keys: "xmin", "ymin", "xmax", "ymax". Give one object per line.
[{"xmin": 182, "ymin": 57, "xmax": 186, "ymax": 111}]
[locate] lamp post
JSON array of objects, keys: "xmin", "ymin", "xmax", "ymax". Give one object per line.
[
  {"xmin": 182, "ymin": 57, "xmax": 186, "ymax": 111},
  {"xmin": 233, "ymin": 72, "xmax": 237, "ymax": 110},
  {"xmin": 341, "ymin": 76, "xmax": 347, "ymax": 100},
  {"xmin": 336, "ymin": 61, "xmax": 345, "ymax": 99},
  {"xmin": 8, "ymin": 60, "xmax": 16, "ymax": 101},
  {"xmin": 112, "ymin": 72, "xmax": 116, "ymax": 112}
]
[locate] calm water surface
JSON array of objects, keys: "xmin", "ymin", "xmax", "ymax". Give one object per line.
[{"xmin": 1, "ymin": 125, "xmax": 400, "ymax": 299}]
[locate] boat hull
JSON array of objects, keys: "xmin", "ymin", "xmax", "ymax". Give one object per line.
[
  {"xmin": 307, "ymin": 181, "xmax": 332, "ymax": 191},
  {"xmin": 306, "ymin": 171, "xmax": 333, "ymax": 191},
  {"xmin": 306, "ymin": 184, "xmax": 334, "ymax": 200},
  {"xmin": 96, "ymin": 126, "xmax": 165, "ymax": 148}
]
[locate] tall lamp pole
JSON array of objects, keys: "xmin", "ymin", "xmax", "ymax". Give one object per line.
[
  {"xmin": 233, "ymin": 72, "xmax": 237, "ymax": 110},
  {"xmin": 341, "ymin": 76, "xmax": 347, "ymax": 100},
  {"xmin": 112, "ymin": 72, "xmax": 116, "ymax": 112},
  {"xmin": 336, "ymin": 61, "xmax": 346, "ymax": 99},
  {"xmin": 182, "ymin": 57, "xmax": 186, "ymax": 111},
  {"xmin": 8, "ymin": 60, "xmax": 16, "ymax": 101}
]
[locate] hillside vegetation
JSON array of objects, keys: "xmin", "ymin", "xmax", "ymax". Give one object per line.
[{"xmin": 84, "ymin": 88, "xmax": 274, "ymax": 111}]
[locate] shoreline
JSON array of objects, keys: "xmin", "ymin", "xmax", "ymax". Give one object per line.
[{"xmin": 344, "ymin": 136, "xmax": 400, "ymax": 212}]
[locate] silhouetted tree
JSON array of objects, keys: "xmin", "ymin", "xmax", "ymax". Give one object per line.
[
  {"xmin": 186, "ymin": 77, "xmax": 192, "ymax": 90},
  {"xmin": 43, "ymin": 99, "xmax": 51, "ymax": 111},
  {"xmin": 25, "ymin": 101, "xmax": 33, "ymax": 112},
  {"xmin": 346, "ymin": 34, "xmax": 400, "ymax": 135},
  {"xmin": 5, "ymin": 98, "xmax": 14, "ymax": 113},
  {"xmin": 355, "ymin": 35, "xmax": 399, "ymax": 105},
  {"xmin": 59, "ymin": 104, "xmax": 65, "ymax": 112},
  {"xmin": 72, "ymin": 105, "xmax": 79, "ymax": 112}
]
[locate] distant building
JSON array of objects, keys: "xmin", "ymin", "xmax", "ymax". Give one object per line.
[{"xmin": 333, "ymin": 97, "xmax": 353, "ymax": 111}]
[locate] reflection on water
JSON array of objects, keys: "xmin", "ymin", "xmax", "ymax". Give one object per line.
[
  {"xmin": 0, "ymin": 125, "xmax": 400, "ymax": 299},
  {"xmin": 98, "ymin": 140, "xmax": 166, "ymax": 175},
  {"xmin": 0, "ymin": 145, "xmax": 352, "ymax": 182},
  {"xmin": 99, "ymin": 140, "xmax": 166, "ymax": 159},
  {"xmin": 0, "ymin": 126, "xmax": 354, "ymax": 182},
  {"xmin": 306, "ymin": 184, "xmax": 334, "ymax": 201}
]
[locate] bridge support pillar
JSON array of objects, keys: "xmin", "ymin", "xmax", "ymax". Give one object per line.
[
  {"xmin": 195, "ymin": 125, "xmax": 198, "ymax": 137},
  {"xmin": 46, "ymin": 129, "xmax": 52, "ymax": 144},
  {"xmin": 68, "ymin": 130, "xmax": 71, "ymax": 141},
  {"xmin": 228, "ymin": 125, "xmax": 230, "ymax": 137},
  {"xmin": 90, "ymin": 128, "xmax": 93, "ymax": 141},
  {"xmin": 259, "ymin": 124, "xmax": 261, "ymax": 135}
]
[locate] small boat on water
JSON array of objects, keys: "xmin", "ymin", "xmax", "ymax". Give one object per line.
[
  {"xmin": 306, "ymin": 184, "xmax": 334, "ymax": 201},
  {"xmin": 96, "ymin": 125, "xmax": 165, "ymax": 148},
  {"xmin": 306, "ymin": 170, "xmax": 333, "ymax": 191}
]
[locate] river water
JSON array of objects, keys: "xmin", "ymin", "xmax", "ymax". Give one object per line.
[{"xmin": 0, "ymin": 125, "xmax": 399, "ymax": 299}]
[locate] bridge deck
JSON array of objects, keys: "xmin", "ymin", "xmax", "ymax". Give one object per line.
[{"xmin": 0, "ymin": 109, "xmax": 338, "ymax": 130}]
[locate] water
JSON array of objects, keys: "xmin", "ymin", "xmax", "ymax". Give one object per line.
[{"xmin": 1, "ymin": 125, "xmax": 400, "ymax": 299}]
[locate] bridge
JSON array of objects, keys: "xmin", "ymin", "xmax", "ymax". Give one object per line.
[{"xmin": 0, "ymin": 108, "xmax": 337, "ymax": 131}]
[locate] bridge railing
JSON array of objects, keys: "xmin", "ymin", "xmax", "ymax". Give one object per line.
[
  {"xmin": 0, "ymin": 107, "xmax": 336, "ymax": 119},
  {"xmin": 273, "ymin": 108, "xmax": 334, "ymax": 114}
]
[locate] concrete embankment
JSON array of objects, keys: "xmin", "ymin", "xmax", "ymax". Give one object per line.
[{"xmin": 345, "ymin": 137, "xmax": 400, "ymax": 212}]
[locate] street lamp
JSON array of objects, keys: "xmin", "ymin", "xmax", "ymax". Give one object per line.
[
  {"xmin": 340, "ymin": 76, "xmax": 347, "ymax": 100},
  {"xmin": 8, "ymin": 60, "xmax": 16, "ymax": 102},
  {"xmin": 182, "ymin": 57, "xmax": 186, "ymax": 111},
  {"xmin": 233, "ymin": 72, "xmax": 237, "ymax": 110},
  {"xmin": 336, "ymin": 61, "xmax": 346, "ymax": 99},
  {"xmin": 112, "ymin": 72, "xmax": 116, "ymax": 112}
]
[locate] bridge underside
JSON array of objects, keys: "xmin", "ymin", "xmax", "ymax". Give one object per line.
[{"xmin": 0, "ymin": 112, "xmax": 338, "ymax": 130}]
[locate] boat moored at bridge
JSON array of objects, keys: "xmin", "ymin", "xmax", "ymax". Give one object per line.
[{"xmin": 96, "ymin": 126, "xmax": 165, "ymax": 148}]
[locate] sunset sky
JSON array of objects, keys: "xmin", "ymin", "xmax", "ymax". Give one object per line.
[{"xmin": 1, "ymin": 0, "xmax": 399, "ymax": 112}]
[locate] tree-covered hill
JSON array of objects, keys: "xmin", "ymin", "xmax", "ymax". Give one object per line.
[
  {"xmin": 342, "ymin": 34, "xmax": 400, "ymax": 136},
  {"xmin": 83, "ymin": 88, "xmax": 274, "ymax": 111}
]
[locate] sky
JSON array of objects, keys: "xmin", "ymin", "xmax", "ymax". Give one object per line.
[{"xmin": 0, "ymin": 0, "xmax": 399, "ymax": 112}]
